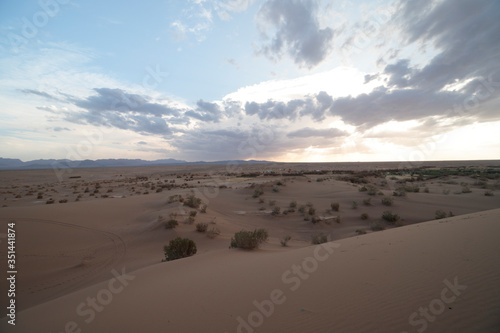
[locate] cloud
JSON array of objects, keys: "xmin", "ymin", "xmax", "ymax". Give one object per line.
[
  {"xmin": 387, "ymin": 0, "xmax": 500, "ymax": 92},
  {"xmin": 54, "ymin": 88, "xmax": 186, "ymax": 136},
  {"xmin": 287, "ymin": 127, "xmax": 346, "ymax": 138},
  {"xmin": 74, "ymin": 88, "xmax": 180, "ymax": 117},
  {"xmin": 256, "ymin": 0, "xmax": 335, "ymax": 68},
  {"xmin": 20, "ymin": 89, "xmax": 63, "ymax": 102}
]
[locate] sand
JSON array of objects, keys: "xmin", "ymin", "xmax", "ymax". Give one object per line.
[{"xmin": 0, "ymin": 161, "xmax": 499, "ymax": 332}]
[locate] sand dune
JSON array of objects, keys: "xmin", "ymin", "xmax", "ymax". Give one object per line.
[
  {"xmin": 1, "ymin": 209, "xmax": 499, "ymax": 332},
  {"xmin": 1, "ymin": 163, "xmax": 499, "ymax": 332}
]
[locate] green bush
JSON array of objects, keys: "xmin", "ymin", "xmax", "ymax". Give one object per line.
[
  {"xmin": 330, "ymin": 202, "xmax": 340, "ymax": 212},
  {"xmin": 272, "ymin": 206, "xmax": 281, "ymax": 215},
  {"xmin": 381, "ymin": 211, "xmax": 400, "ymax": 223},
  {"xmin": 351, "ymin": 201, "xmax": 358, "ymax": 209},
  {"xmin": 289, "ymin": 200, "xmax": 297, "ymax": 208},
  {"xmin": 196, "ymin": 223, "xmax": 208, "ymax": 232},
  {"xmin": 189, "ymin": 210, "xmax": 197, "ymax": 217},
  {"xmin": 163, "ymin": 237, "xmax": 197, "ymax": 261},
  {"xmin": 165, "ymin": 219, "xmax": 179, "ymax": 229},
  {"xmin": 230, "ymin": 229, "xmax": 268, "ymax": 249}
]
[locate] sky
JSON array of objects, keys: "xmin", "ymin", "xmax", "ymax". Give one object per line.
[{"xmin": 0, "ymin": 0, "xmax": 499, "ymax": 163}]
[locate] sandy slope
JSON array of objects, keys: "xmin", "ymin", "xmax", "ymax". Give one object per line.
[{"xmin": 2, "ymin": 208, "xmax": 499, "ymax": 333}]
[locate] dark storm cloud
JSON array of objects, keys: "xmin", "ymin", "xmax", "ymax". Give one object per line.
[
  {"xmin": 256, "ymin": 0, "xmax": 335, "ymax": 68},
  {"xmin": 388, "ymin": 0, "xmax": 500, "ymax": 92}
]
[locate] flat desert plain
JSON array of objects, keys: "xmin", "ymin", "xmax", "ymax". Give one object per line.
[{"xmin": 1, "ymin": 160, "xmax": 500, "ymax": 332}]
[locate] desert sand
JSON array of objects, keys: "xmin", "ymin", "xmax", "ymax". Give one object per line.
[{"xmin": 0, "ymin": 161, "xmax": 499, "ymax": 332}]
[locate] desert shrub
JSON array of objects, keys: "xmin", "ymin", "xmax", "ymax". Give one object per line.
[
  {"xmin": 200, "ymin": 204, "xmax": 208, "ymax": 213},
  {"xmin": 163, "ymin": 237, "xmax": 197, "ymax": 261},
  {"xmin": 435, "ymin": 210, "xmax": 447, "ymax": 219},
  {"xmin": 298, "ymin": 205, "xmax": 306, "ymax": 213},
  {"xmin": 165, "ymin": 219, "xmax": 179, "ymax": 229},
  {"xmin": 311, "ymin": 216, "xmax": 321, "ymax": 224},
  {"xmin": 355, "ymin": 229, "xmax": 367, "ymax": 235},
  {"xmin": 381, "ymin": 197, "xmax": 394, "ymax": 206},
  {"xmin": 289, "ymin": 200, "xmax": 297, "ymax": 208},
  {"xmin": 330, "ymin": 202, "xmax": 340, "ymax": 212},
  {"xmin": 359, "ymin": 186, "xmax": 367, "ymax": 192},
  {"xmin": 167, "ymin": 194, "xmax": 182, "ymax": 203},
  {"xmin": 272, "ymin": 187, "xmax": 279, "ymax": 193},
  {"xmin": 370, "ymin": 221, "xmax": 385, "ymax": 231},
  {"xmin": 206, "ymin": 227, "xmax": 220, "ymax": 239},
  {"xmin": 461, "ymin": 185, "xmax": 472, "ymax": 193},
  {"xmin": 280, "ymin": 235, "xmax": 292, "ymax": 247},
  {"xmin": 351, "ymin": 201, "xmax": 358, "ymax": 209},
  {"xmin": 484, "ymin": 190, "xmax": 494, "ymax": 196},
  {"xmin": 311, "ymin": 233, "xmax": 328, "ymax": 244},
  {"xmin": 230, "ymin": 229, "xmax": 268, "ymax": 249},
  {"xmin": 381, "ymin": 211, "xmax": 400, "ymax": 223},
  {"xmin": 393, "ymin": 189, "xmax": 407, "ymax": 197},
  {"xmin": 189, "ymin": 210, "xmax": 197, "ymax": 217},
  {"xmin": 156, "ymin": 188, "xmax": 163, "ymax": 193},
  {"xmin": 442, "ymin": 189, "xmax": 450, "ymax": 195},
  {"xmin": 185, "ymin": 216, "xmax": 195, "ymax": 224},
  {"xmin": 269, "ymin": 200, "xmax": 276, "ymax": 206},
  {"xmin": 424, "ymin": 187, "xmax": 429, "ymax": 193},
  {"xmin": 258, "ymin": 198, "xmax": 265, "ymax": 204},
  {"xmin": 336, "ymin": 216, "xmax": 341, "ymax": 224},
  {"xmin": 272, "ymin": 206, "xmax": 281, "ymax": 215},
  {"xmin": 46, "ymin": 199, "xmax": 55, "ymax": 204},
  {"xmin": 196, "ymin": 223, "xmax": 208, "ymax": 232},
  {"xmin": 367, "ymin": 186, "xmax": 378, "ymax": 196},
  {"xmin": 363, "ymin": 198, "xmax": 372, "ymax": 206},
  {"xmin": 308, "ymin": 206, "xmax": 316, "ymax": 215},
  {"xmin": 184, "ymin": 193, "xmax": 202, "ymax": 208},
  {"xmin": 361, "ymin": 213, "xmax": 369, "ymax": 220},
  {"xmin": 404, "ymin": 185, "xmax": 420, "ymax": 193},
  {"xmin": 59, "ymin": 199, "xmax": 68, "ymax": 203},
  {"xmin": 252, "ymin": 188, "xmax": 264, "ymax": 198}
]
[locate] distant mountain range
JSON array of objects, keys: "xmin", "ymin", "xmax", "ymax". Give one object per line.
[{"xmin": 0, "ymin": 157, "xmax": 273, "ymax": 170}]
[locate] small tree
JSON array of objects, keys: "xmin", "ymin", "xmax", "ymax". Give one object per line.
[{"xmin": 163, "ymin": 238, "xmax": 197, "ymax": 261}]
